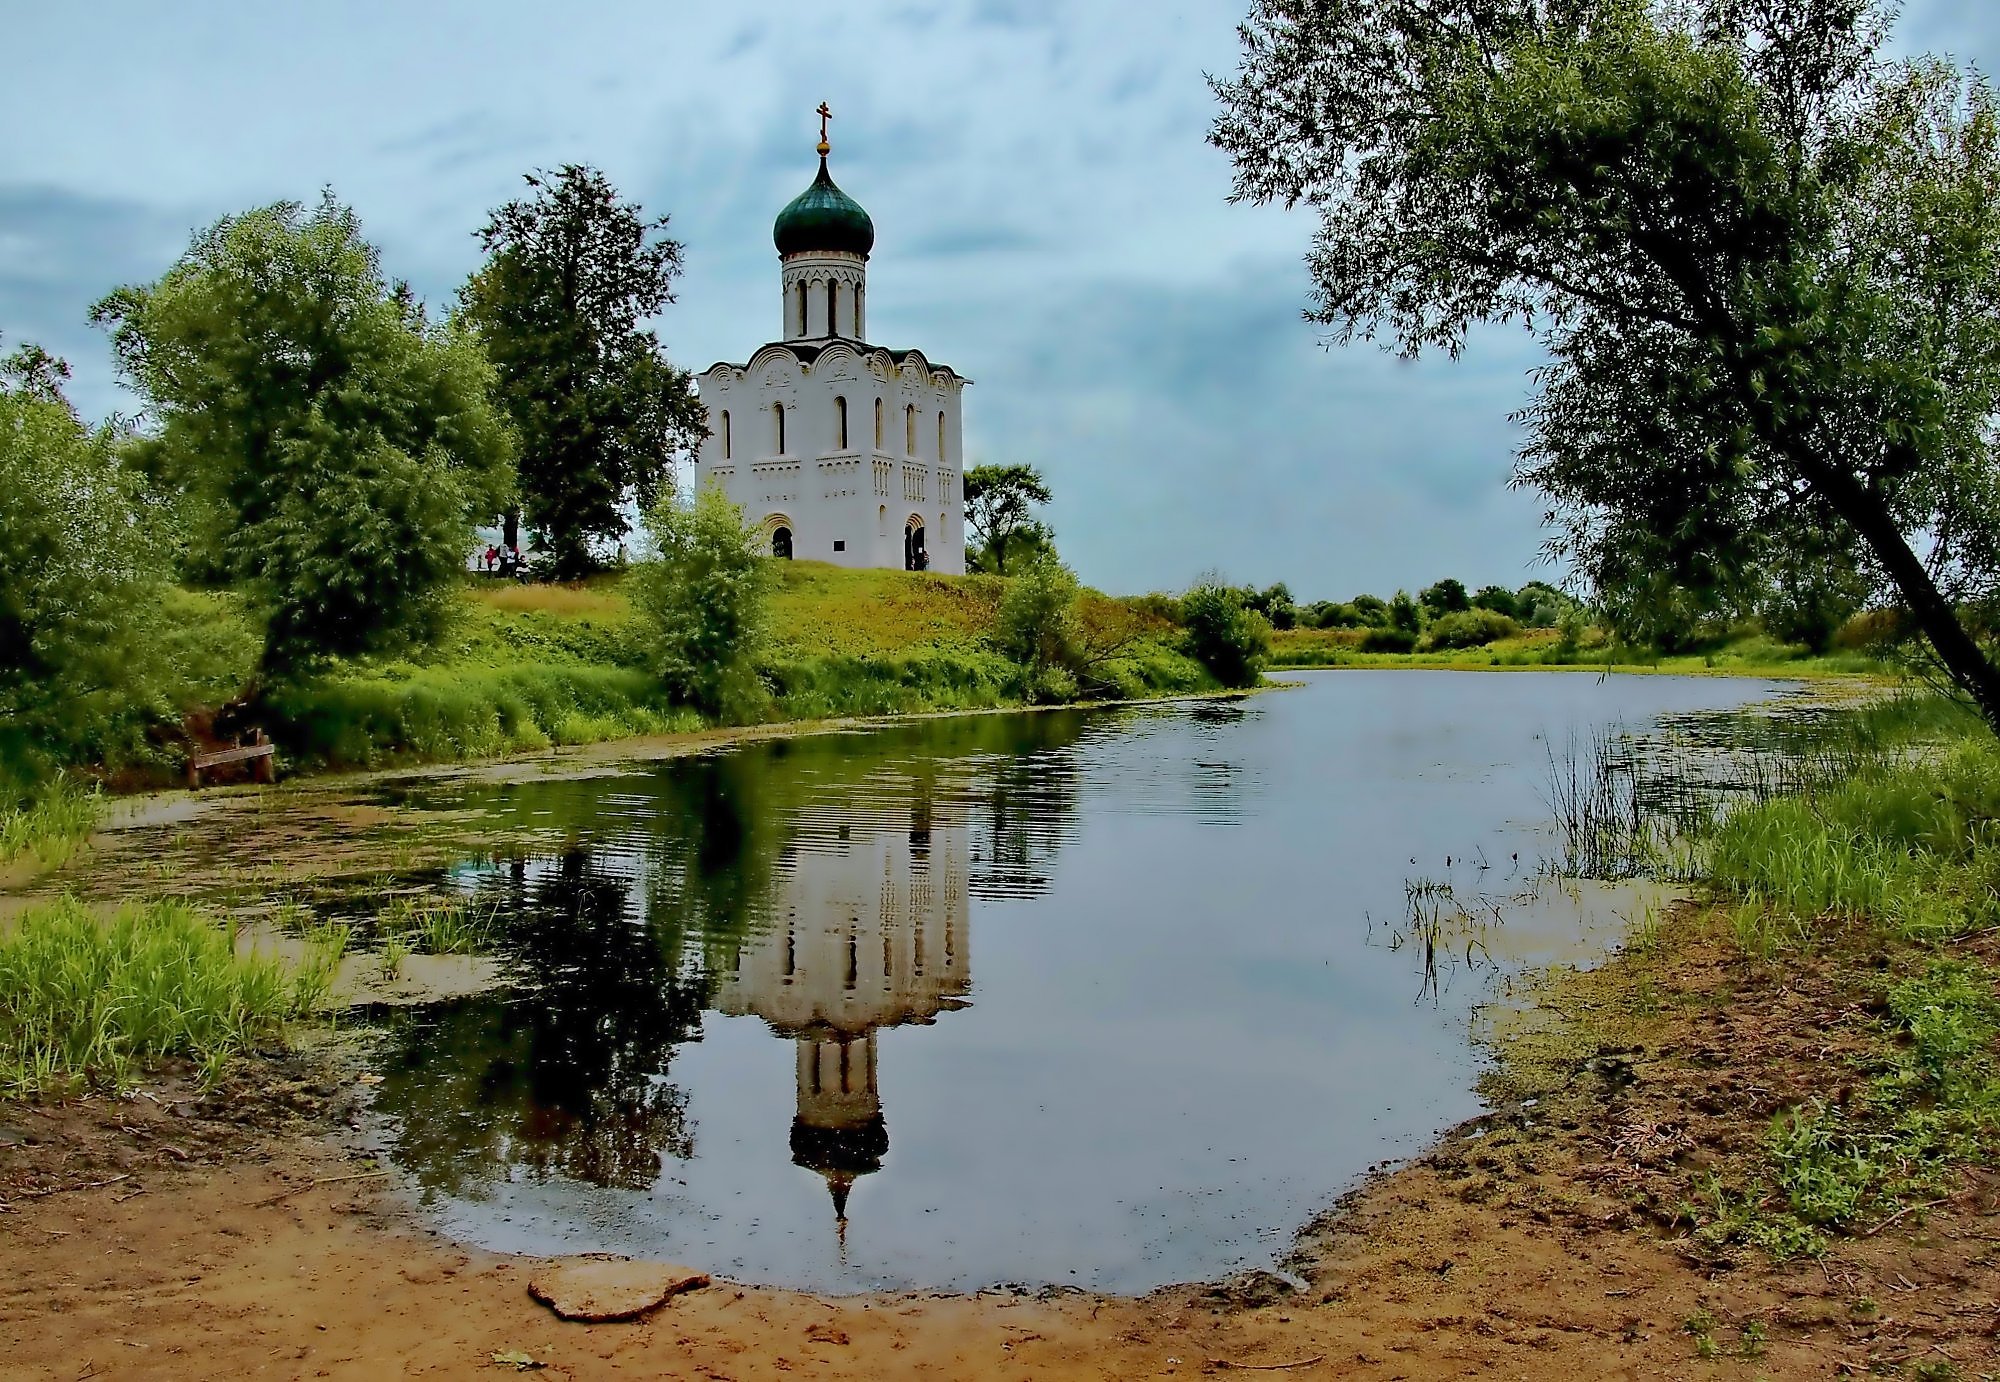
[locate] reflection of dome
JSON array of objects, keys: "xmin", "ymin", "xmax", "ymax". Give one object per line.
[
  {"xmin": 790, "ymin": 1032, "xmax": 887, "ymax": 1225},
  {"xmin": 774, "ymin": 157, "xmax": 875, "ymax": 259},
  {"xmin": 791, "ymin": 1111, "xmax": 889, "ymax": 1223},
  {"xmin": 710, "ymin": 805, "xmax": 969, "ymax": 1239}
]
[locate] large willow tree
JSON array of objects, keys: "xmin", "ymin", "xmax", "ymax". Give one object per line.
[{"xmin": 1213, "ymin": 0, "xmax": 2000, "ymax": 727}]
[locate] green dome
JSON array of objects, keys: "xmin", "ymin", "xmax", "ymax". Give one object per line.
[{"xmin": 774, "ymin": 157, "xmax": 874, "ymax": 259}]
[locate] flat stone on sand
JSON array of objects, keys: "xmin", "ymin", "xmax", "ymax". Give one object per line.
[{"xmin": 528, "ymin": 1256, "xmax": 710, "ymax": 1322}]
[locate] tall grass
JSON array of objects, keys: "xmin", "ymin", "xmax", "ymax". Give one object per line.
[
  {"xmin": 376, "ymin": 893, "xmax": 499, "ymax": 954},
  {"xmin": 0, "ymin": 897, "xmax": 320, "ymax": 1095},
  {"xmin": 0, "ymin": 775, "xmax": 100, "ymax": 869},
  {"xmin": 1702, "ymin": 744, "xmax": 2000, "ymax": 943}
]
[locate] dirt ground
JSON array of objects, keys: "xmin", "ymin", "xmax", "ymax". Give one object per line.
[{"xmin": 3, "ymin": 910, "xmax": 1997, "ymax": 1380}]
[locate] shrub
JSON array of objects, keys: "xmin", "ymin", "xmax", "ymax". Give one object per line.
[
  {"xmin": 996, "ymin": 553, "xmax": 1083, "ymax": 696},
  {"xmin": 1421, "ymin": 608, "xmax": 1521, "ymax": 650},
  {"xmin": 1388, "ymin": 590, "xmax": 1423, "ymax": 633},
  {"xmin": 1471, "ymin": 585, "xmax": 1519, "ymax": 618},
  {"xmin": 1360, "ymin": 626, "xmax": 1418, "ymax": 653},
  {"xmin": 631, "ymin": 481, "xmax": 769, "ymax": 719},
  {"xmin": 1180, "ymin": 581, "xmax": 1272, "ymax": 687},
  {"xmin": 1832, "ymin": 608, "xmax": 1908, "ymax": 652},
  {"xmin": 1121, "ymin": 591, "xmax": 1182, "ymax": 623}
]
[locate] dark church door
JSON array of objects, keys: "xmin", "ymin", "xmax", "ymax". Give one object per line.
[{"xmin": 772, "ymin": 526, "xmax": 793, "ymax": 560}]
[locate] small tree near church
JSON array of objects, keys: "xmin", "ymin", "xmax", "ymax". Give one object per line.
[
  {"xmin": 464, "ymin": 165, "xmax": 706, "ymax": 579},
  {"xmin": 963, "ymin": 463, "xmax": 1053, "ymax": 574}
]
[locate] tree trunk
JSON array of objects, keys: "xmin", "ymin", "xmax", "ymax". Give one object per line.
[
  {"xmin": 1788, "ymin": 440, "xmax": 2000, "ymax": 731},
  {"xmin": 503, "ymin": 506, "xmax": 519, "ymax": 551}
]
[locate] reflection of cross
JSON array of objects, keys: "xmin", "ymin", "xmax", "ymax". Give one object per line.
[{"xmin": 817, "ymin": 102, "xmax": 832, "ymax": 145}]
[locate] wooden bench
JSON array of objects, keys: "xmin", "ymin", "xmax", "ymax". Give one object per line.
[{"xmin": 186, "ymin": 732, "xmax": 278, "ymax": 789}]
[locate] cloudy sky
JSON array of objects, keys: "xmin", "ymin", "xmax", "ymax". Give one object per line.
[{"xmin": 3, "ymin": 2, "xmax": 1991, "ymax": 598}]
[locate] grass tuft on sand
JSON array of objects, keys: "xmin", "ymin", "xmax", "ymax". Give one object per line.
[{"xmin": 0, "ymin": 896, "xmax": 328, "ymax": 1096}]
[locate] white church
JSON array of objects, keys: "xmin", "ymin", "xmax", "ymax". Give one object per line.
[{"xmin": 694, "ymin": 110, "xmax": 969, "ymax": 574}]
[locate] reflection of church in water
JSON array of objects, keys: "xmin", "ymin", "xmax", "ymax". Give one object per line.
[{"xmin": 711, "ymin": 800, "xmax": 970, "ymax": 1231}]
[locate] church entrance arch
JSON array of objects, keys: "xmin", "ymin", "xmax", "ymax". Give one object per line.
[
  {"xmin": 760, "ymin": 513, "xmax": 795, "ymax": 560},
  {"xmin": 902, "ymin": 515, "xmax": 928, "ymax": 572}
]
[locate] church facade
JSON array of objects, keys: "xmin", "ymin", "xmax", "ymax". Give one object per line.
[{"xmin": 693, "ymin": 117, "xmax": 968, "ymax": 574}]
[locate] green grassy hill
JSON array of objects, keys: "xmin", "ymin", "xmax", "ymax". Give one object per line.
[{"xmin": 261, "ymin": 562, "xmax": 1212, "ymax": 772}]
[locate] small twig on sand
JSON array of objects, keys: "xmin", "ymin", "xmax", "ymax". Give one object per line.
[
  {"xmin": 1207, "ymin": 1357, "xmax": 1326, "ymax": 1372},
  {"xmin": 17, "ymin": 1175, "xmax": 130, "ymax": 1199},
  {"xmin": 1861, "ymin": 1197, "xmax": 1953, "ymax": 1238},
  {"xmin": 253, "ymin": 1170, "xmax": 388, "ymax": 1207}
]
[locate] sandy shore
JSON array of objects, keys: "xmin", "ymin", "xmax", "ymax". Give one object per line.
[{"xmin": 5, "ymin": 902, "xmax": 1995, "ymax": 1380}]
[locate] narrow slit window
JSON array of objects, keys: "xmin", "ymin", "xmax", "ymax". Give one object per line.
[
  {"xmin": 835, "ymin": 396, "xmax": 848, "ymax": 449},
  {"xmin": 874, "ymin": 398, "xmax": 883, "ymax": 448},
  {"xmin": 937, "ymin": 411, "xmax": 945, "ymax": 461},
  {"xmin": 721, "ymin": 410, "xmax": 731, "ymax": 459},
  {"xmin": 905, "ymin": 404, "xmax": 916, "ymax": 454},
  {"xmin": 773, "ymin": 402, "xmax": 785, "ymax": 454},
  {"xmin": 827, "ymin": 280, "xmax": 838, "ymax": 335}
]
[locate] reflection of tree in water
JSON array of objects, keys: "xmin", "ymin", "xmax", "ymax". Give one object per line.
[
  {"xmin": 964, "ymin": 712, "xmax": 1086, "ymax": 901},
  {"xmin": 371, "ymin": 848, "xmax": 711, "ymax": 1196},
  {"xmin": 371, "ymin": 707, "xmax": 1096, "ymax": 1200}
]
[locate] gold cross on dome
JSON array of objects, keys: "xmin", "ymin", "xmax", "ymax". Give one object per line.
[{"xmin": 816, "ymin": 102, "xmax": 832, "ymax": 153}]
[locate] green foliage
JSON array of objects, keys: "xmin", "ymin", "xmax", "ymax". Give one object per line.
[
  {"xmin": 267, "ymin": 661, "xmax": 685, "ymax": 768},
  {"xmin": 0, "ymin": 775, "xmax": 99, "ymax": 869},
  {"xmin": 1470, "ymin": 585, "xmax": 1519, "ymax": 618},
  {"xmin": 0, "ymin": 896, "xmax": 314, "ymax": 1096},
  {"xmin": 1420, "ymin": 607, "xmax": 1520, "ymax": 651},
  {"xmin": 1358, "ymin": 626, "xmax": 1419, "ymax": 653},
  {"xmin": 0, "ymin": 345, "xmax": 158, "ymax": 781},
  {"xmin": 463, "ymin": 165, "xmax": 703, "ymax": 577},
  {"xmin": 1418, "ymin": 578, "xmax": 1470, "ymax": 615},
  {"xmin": 1514, "ymin": 581, "xmax": 1576, "ymax": 629},
  {"xmin": 962, "ymin": 463, "xmax": 1054, "ymax": 575},
  {"xmin": 1180, "ymin": 580, "xmax": 1272, "ymax": 688},
  {"xmin": 1212, "ymin": 0, "xmax": 2000, "ymax": 728},
  {"xmin": 1350, "ymin": 593, "xmax": 1389, "ymax": 626},
  {"xmin": 996, "ymin": 553, "xmax": 1083, "ymax": 702},
  {"xmin": 1242, "ymin": 582, "xmax": 1297, "ymax": 630},
  {"xmin": 1387, "ymin": 590, "xmax": 1421, "ymax": 633},
  {"xmin": 94, "ymin": 193, "xmax": 513, "ymax": 677},
  {"xmin": 631, "ymin": 482, "xmax": 769, "ymax": 719}
]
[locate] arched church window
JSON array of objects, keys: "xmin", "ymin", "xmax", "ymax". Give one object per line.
[
  {"xmin": 773, "ymin": 402, "xmax": 785, "ymax": 454},
  {"xmin": 827, "ymin": 279, "xmax": 838, "ymax": 336},
  {"xmin": 835, "ymin": 396, "xmax": 848, "ymax": 449},
  {"xmin": 937, "ymin": 410, "xmax": 945, "ymax": 462},
  {"xmin": 796, "ymin": 281, "xmax": 808, "ymax": 336},
  {"xmin": 874, "ymin": 398, "xmax": 883, "ymax": 448},
  {"xmin": 855, "ymin": 283, "xmax": 864, "ymax": 334},
  {"xmin": 772, "ymin": 526, "xmax": 793, "ymax": 560},
  {"xmin": 905, "ymin": 404, "xmax": 916, "ymax": 455},
  {"xmin": 720, "ymin": 410, "xmax": 730, "ymax": 459}
]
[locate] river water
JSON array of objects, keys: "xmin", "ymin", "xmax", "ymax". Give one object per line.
[{"xmin": 348, "ymin": 670, "xmax": 1797, "ymax": 1293}]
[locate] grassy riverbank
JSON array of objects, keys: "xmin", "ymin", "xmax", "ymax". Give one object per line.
[
  {"xmin": 1269, "ymin": 624, "xmax": 1893, "ymax": 677},
  {"xmin": 1428, "ymin": 692, "xmax": 2000, "ymax": 1353},
  {"xmin": 17, "ymin": 564, "xmax": 1214, "ymax": 789}
]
